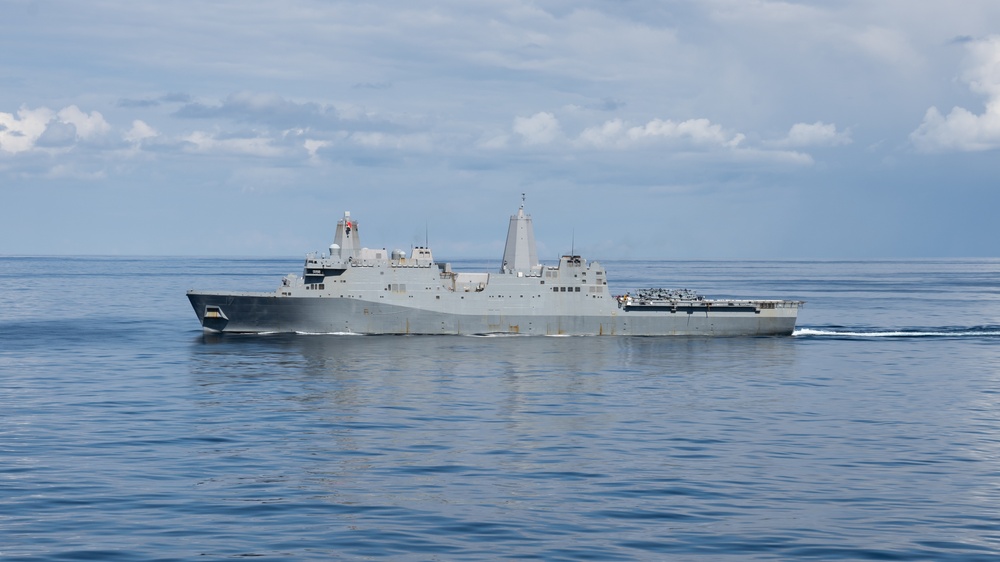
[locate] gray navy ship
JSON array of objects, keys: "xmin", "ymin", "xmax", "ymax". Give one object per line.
[{"xmin": 187, "ymin": 201, "xmax": 803, "ymax": 336}]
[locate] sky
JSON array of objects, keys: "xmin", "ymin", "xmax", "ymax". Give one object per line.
[{"xmin": 2, "ymin": 0, "xmax": 1000, "ymax": 259}]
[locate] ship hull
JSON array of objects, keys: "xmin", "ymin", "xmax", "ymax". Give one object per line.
[{"xmin": 187, "ymin": 292, "xmax": 799, "ymax": 336}]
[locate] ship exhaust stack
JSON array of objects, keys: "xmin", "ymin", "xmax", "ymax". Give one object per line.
[{"xmin": 500, "ymin": 198, "xmax": 540, "ymax": 274}]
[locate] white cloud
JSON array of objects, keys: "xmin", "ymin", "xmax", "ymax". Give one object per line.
[
  {"xmin": 0, "ymin": 106, "xmax": 55, "ymax": 153},
  {"xmin": 773, "ymin": 121, "xmax": 852, "ymax": 148},
  {"xmin": 303, "ymin": 139, "xmax": 329, "ymax": 158},
  {"xmin": 577, "ymin": 118, "xmax": 627, "ymax": 147},
  {"xmin": 124, "ymin": 120, "xmax": 158, "ymax": 143},
  {"xmin": 578, "ymin": 117, "xmax": 745, "ymax": 149},
  {"xmin": 56, "ymin": 105, "xmax": 111, "ymax": 140},
  {"xmin": 632, "ymin": 118, "xmax": 744, "ymax": 147},
  {"xmin": 0, "ymin": 105, "xmax": 111, "ymax": 154},
  {"xmin": 965, "ymin": 36, "xmax": 1000, "ymax": 99},
  {"xmin": 512, "ymin": 112, "xmax": 562, "ymax": 145},
  {"xmin": 911, "ymin": 35, "xmax": 1000, "ymax": 152}
]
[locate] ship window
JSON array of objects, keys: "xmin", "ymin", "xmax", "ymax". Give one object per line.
[
  {"xmin": 552, "ymin": 287, "xmax": 558, "ymax": 292},
  {"xmin": 574, "ymin": 287, "xmax": 580, "ymax": 292}
]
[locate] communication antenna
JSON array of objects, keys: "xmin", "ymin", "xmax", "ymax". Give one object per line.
[{"xmin": 571, "ymin": 228, "xmax": 575, "ymax": 257}]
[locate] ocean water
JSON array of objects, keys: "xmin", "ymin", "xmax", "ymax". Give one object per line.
[{"xmin": 3, "ymin": 256, "xmax": 1000, "ymax": 561}]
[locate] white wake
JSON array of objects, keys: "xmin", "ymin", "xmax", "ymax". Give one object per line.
[{"xmin": 794, "ymin": 328, "xmax": 1000, "ymax": 338}]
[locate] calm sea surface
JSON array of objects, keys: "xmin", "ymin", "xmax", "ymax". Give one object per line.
[{"xmin": 3, "ymin": 257, "xmax": 1000, "ymax": 560}]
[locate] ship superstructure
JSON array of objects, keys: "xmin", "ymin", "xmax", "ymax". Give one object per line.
[{"xmin": 187, "ymin": 202, "xmax": 802, "ymax": 335}]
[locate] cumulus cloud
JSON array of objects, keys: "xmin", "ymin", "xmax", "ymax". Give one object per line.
[
  {"xmin": 124, "ymin": 120, "xmax": 158, "ymax": 143},
  {"xmin": 0, "ymin": 106, "xmax": 55, "ymax": 153},
  {"xmin": 0, "ymin": 92, "xmax": 444, "ymax": 173},
  {"xmin": 911, "ymin": 35, "xmax": 1000, "ymax": 152},
  {"xmin": 57, "ymin": 106, "xmax": 111, "ymax": 139},
  {"xmin": 578, "ymin": 117, "xmax": 744, "ymax": 149},
  {"xmin": 0, "ymin": 105, "xmax": 110, "ymax": 154},
  {"xmin": 772, "ymin": 121, "xmax": 852, "ymax": 148},
  {"xmin": 493, "ymin": 111, "xmax": 825, "ymax": 165},
  {"xmin": 303, "ymin": 139, "xmax": 329, "ymax": 158},
  {"xmin": 512, "ymin": 112, "xmax": 562, "ymax": 145}
]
